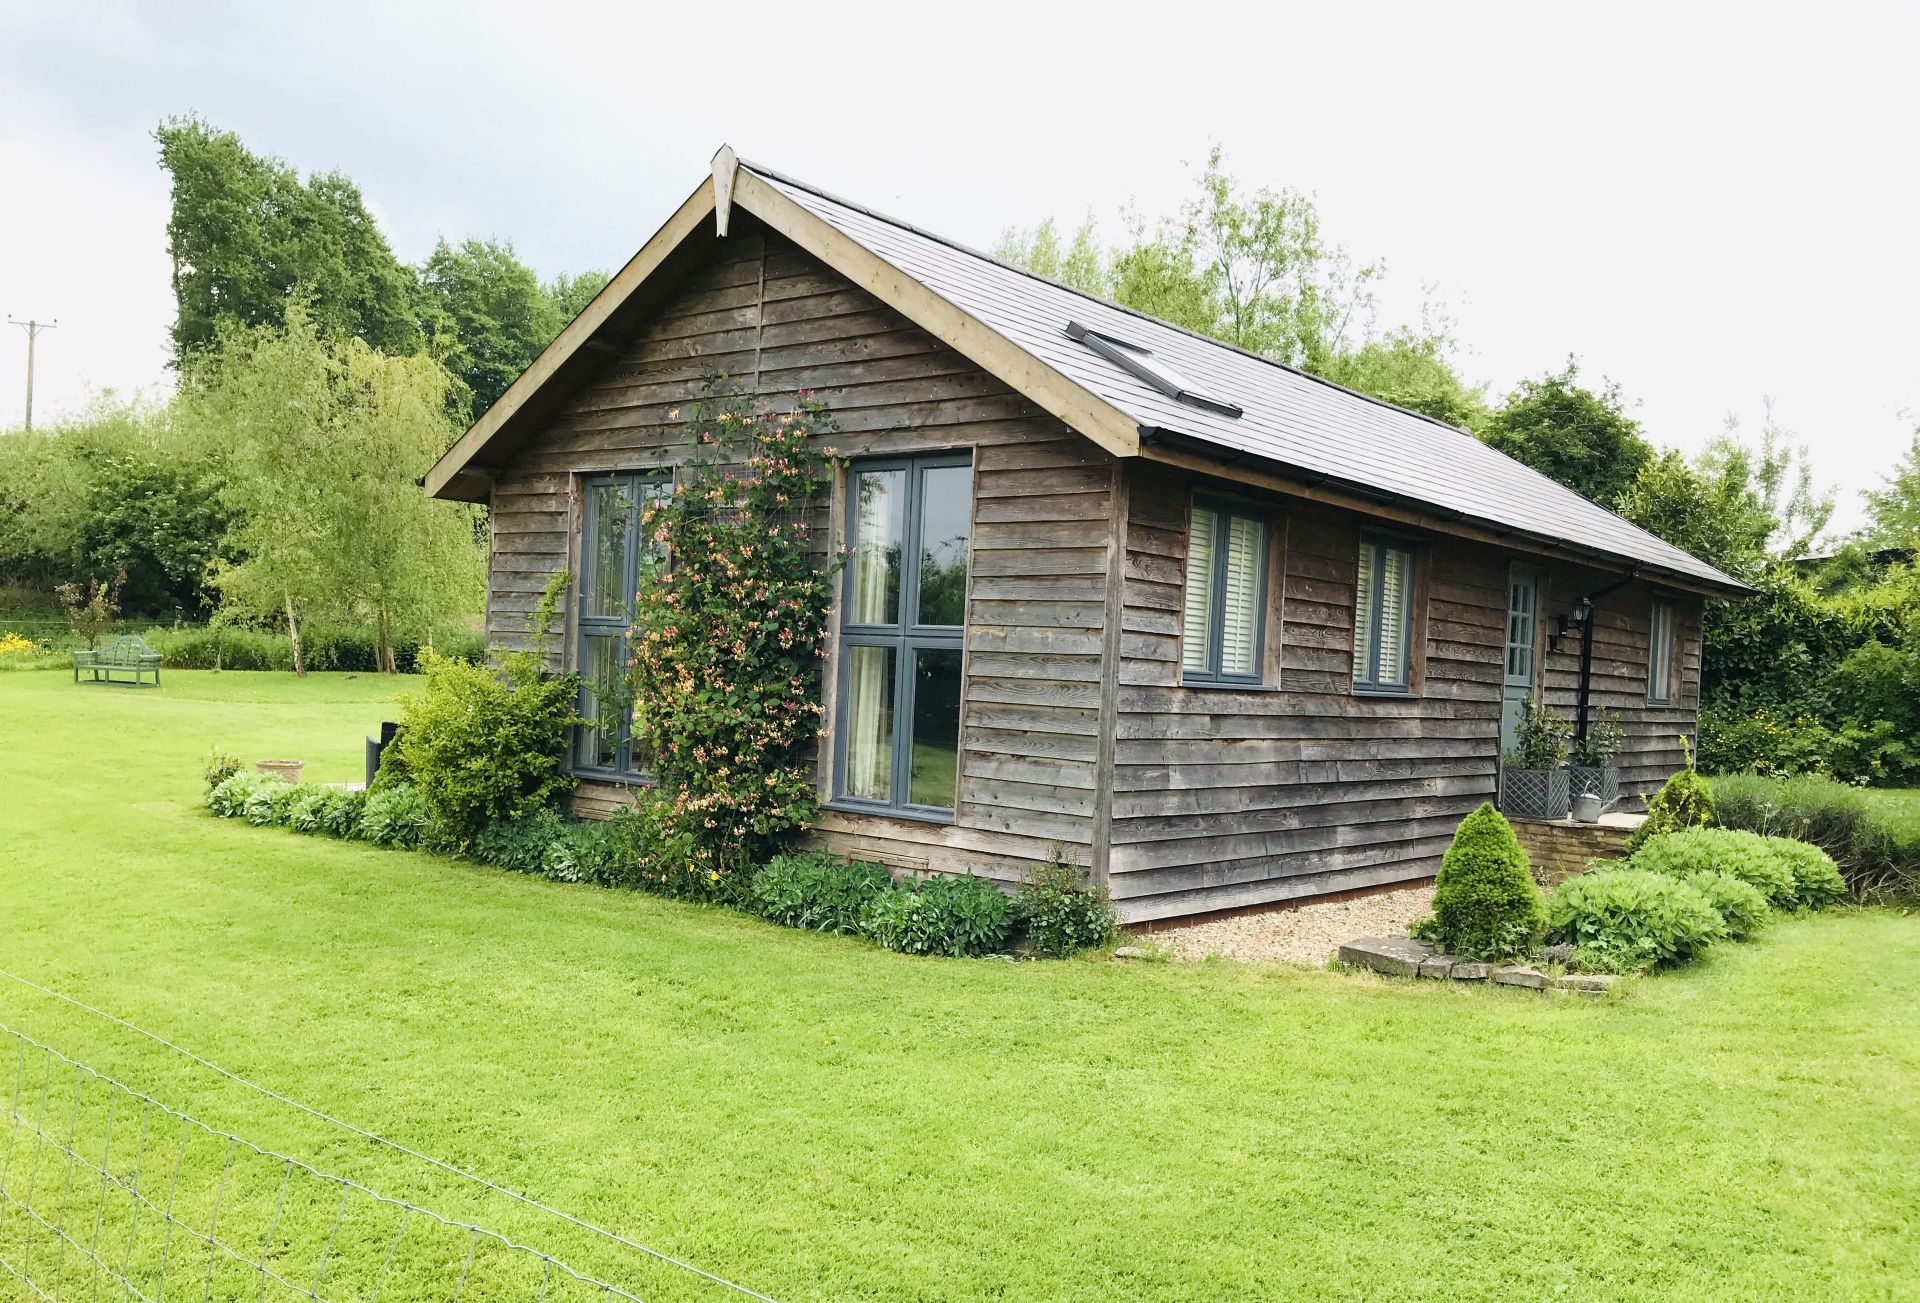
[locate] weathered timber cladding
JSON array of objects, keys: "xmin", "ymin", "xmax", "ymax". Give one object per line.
[
  {"xmin": 1539, "ymin": 570, "xmax": 1704, "ymax": 803},
  {"xmin": 485, "ymin": 216, "xmax": 1110, "ymax": 882},
  {"xmin": 1108, "ymin": 473, "xmax": 1507, "ymax": 921},
  {"xmin": 482, "ymin": 215, "xmax": 1711, "ymax": 920}
]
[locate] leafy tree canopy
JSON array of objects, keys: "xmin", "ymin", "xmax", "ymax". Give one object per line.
[
  {"xmin": 1477, "ymin": 359, "xmax": 1653, "ymax": 506},
  {"xmin": 418, "ymin": 237, "xmax": 564, "ymax": 423},
  {"xmin": 546, "ymin": 269, "xmax": 613, "ymax": 323},
  {"xmin": 1863, "ymin": 425, "xmax": 1920, "ymax": 549},
  {"xmin": 993, "ymin": 146, "xmax": 1480, "ymax": 423},
  {"xmin": 156, "ymin": 115, "xmax": 422, "ymax": 364},
  {"xmin": 1619, "ymin": 409, "xmax": 1831, "ymax": 579},
  {"xmin": 176, "ymin": 302, "xmax": 483, "ymax": 672}
]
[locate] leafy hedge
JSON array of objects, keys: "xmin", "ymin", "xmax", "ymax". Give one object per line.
[
  {"xmin": 204, "ymin": 775, "xmax": 1110, "ymax": 961},
  {"xmin": 1628, "ymin": 828, "xmax": 1797, "ymax": 908},
  {"xmin": 1546, "ymin": 869, "xmax": 1727, "ymax": 973},
  {"xmin": 142, "ymin": 624, "xmax": 484, "ymax": 672},
  {"xmin": 1712, "ymin": 772, "xmax": 1918, "ymax": 900}
]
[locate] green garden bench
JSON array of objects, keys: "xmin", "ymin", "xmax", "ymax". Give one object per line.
[{"xmin": 72, "ymin": 634, "xmax": 163, "ymax": 687}]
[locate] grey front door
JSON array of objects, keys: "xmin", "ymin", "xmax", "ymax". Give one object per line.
[{"xmin": 1499, "ymin": 565, "xmax": 1543, "ymax": 756}]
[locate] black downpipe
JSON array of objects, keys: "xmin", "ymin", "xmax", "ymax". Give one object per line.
[{"xmin": 1570, "ymin": 572, "xmax": 1640, "ymax": 741}]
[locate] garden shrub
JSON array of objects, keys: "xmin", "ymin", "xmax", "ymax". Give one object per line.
[
  {"xmin": 473, "ymin": 807, "xmax": 572, "ymax": 877},
  {"xmin": 1624, "ymin": 756, "xmax": 1717, "ymax": 854},
  {"xmin": 202, "ymin": 748, "xmax": 242, "ymax": 794},
  {"xmin": 859, "ymin": 873, "xmax": 1014, "ymax": 958},
  {"xmin": 1760, "ymin": 836, "xmax": 1847, "ymax": 910},
  {"xmin": 369, "ymin": 729, "xmax": 411, "ymax": 791},
  {"xmin": 244, "ymin": 777, "xmax": 301, "ymax": 827},
  {"xmin": 1678, "ymin": 870, "xmax": 1772, "ymax": 940},
  {"xmin": 1415, "ymin": 803, "xmax": 1544, "ymax": 961},
  {"xmin": 313, "ymin": 788, "xmax": 367, "ymax": 839},
  {"xmin": 284, "ymin": 785, "xmax": 333, "ymax": 834},
  {"xmin": 207, "ymin": 771, "xmax": 283, "ymax": 819},
  {"xmin": 147, "ymin": 624, "xmax": 486, "ymax": 673},
  {"xmin": 1015, "ymin": 849, "xmax": 1115, "ymax": 957},
  {"xmin": 1629, "ymin": 827, "xmax": 1796, "ymax": 908},
  {"xmin": 1712, "ymin": 772, "xmax": 1915, "ymax": 899},
  {"xmin": 359, "ymin": 783, "xmax": 432, "ymax": 849},
  {"xmin": 750, "ymin": 852, "xmax": 893, "ymax": 934},
  {"xmin": 1546, "ymin": 868, "xmax": 1727, "ymax": 972},
  {"xmin": 393, "ymin": 651, "xmax": 581, "ymax": 845}
]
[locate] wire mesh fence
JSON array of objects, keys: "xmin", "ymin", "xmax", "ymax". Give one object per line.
[{"xmin": 0, "ymin": 1023, "xmax": 650, "ymax": 1303}]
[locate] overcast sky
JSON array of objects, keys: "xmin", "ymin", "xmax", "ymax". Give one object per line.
[{"xmin": 2, "ymin": 1, "xmax": 1914, "ymax": 532}]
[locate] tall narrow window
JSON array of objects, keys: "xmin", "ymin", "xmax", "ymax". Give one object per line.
[
  {"xmin": 1648, "ymin": 597, "xmax": 1675, "ymax": 704},
  {"xmin": 576, "ymin": 471, "xmax": 671, "ymax": 779},
  {"xmin": 837, "ymin": 456, "xmax": 971, "ymax": 817},
  {"xmin": 1353, "ymin": 537, "xmax": 1415, "ymax": 693},
  {"xmin": 1182, "ymin": 498, "xmax": 1267, "ymax": 684}
]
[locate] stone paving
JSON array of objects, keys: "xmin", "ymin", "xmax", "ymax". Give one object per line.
[{"xmin": 1337, "ymin": 935, "xmax": 1618, "ymax": 996}]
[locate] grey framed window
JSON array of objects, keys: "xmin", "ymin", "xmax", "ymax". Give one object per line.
[
  {"xmin": 835, "ymin": 455, "xmax": 972, "ymax": 819},
  {"xmin": 1352, "ymin": 536, "xmax": 1415, "ymax": 693},
  {"xmin": 575, "ymin": 471, "xmax": 671, "ymax": 780},
  {"xmin": 1181, "ymin": 497, "xmax": 1267, "ymax": 684},
  {"xmin": 1648, "ymin": 597, "xmax": 1675, "ymax": 704}
]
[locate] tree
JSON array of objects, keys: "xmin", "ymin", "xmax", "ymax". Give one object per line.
[
  {"xmin": 992, "ymin": 217, "xmax": 1108, "ymax": 295},
  {"xmin": 1314, "ymin": 325, "xmax": 1489, "ymax": 428},
  {"xmin": 179, "ymin": 303, "xmax": 483, "ymax": 673},
  {"xmin": 418, "ymin": 238, "xmax": 564, "ymax": 423},
  {"xmin": 1619, "ymin": 411, "xmax": 1832, "ymax": 579},
  {"xmin": 1477, "ymin": 359, "xmax": 1653, "ymax": 506},
  {"xmin": 546, "ymin": 269, "xmax": 612, "ymax": 323},
  {"xmin": 155, "ymin": 115, "xmax": 421, "ymax": 364},
  {"xmin": 77, "ymin": 450, "xmax": 228, "ymax": 618},
  {"xmin": 1863, "ymin": 425, "xmax": 1920, "ymax": 548},
  {"xmin": 993, "ymin": 148, "xmax": 1480, "ymax": 421}
]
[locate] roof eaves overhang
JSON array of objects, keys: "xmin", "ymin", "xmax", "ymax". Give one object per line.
[{"xmin": 1137, "ymin": 427, "xmax": 1752, "ymax": 600}]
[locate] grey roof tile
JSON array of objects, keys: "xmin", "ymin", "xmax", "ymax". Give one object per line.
[{"xmin": 749, "ymin": 164, "xmax": 1743, "ymax": 592}]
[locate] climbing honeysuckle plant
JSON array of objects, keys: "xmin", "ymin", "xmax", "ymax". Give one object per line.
[{"xmin": 625, "ymin": 382, "xmax": 844, "ymax": 888}]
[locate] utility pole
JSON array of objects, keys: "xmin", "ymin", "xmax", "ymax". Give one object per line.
[{"xmin": 7, "ymin": 317, "xmax": 57, "ymax": 431}]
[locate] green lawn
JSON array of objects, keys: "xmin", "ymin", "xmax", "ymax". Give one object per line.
[{"xmin": 1, "ymin": 670, "xmax": 1917, "ymax": 1301}]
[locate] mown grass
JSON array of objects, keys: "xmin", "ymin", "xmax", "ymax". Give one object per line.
[{"xmin": 0, "ymin": 669, "xmax": 1916, "ymax": 1301}]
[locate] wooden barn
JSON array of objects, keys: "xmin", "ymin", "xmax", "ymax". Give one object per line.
[{"xmin": 423, "ymin": 148, "xmax": 1746, "ymax": 923}]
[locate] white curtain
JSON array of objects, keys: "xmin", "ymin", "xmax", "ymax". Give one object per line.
[
  {"xmin": 1220, "ymin": 516, "xmax": 1262, "ymax": 675},
  {"xmin": 1183, "ymin": 507, "xmax": 1217, "ymax": 672},
  {"xmin": 1378, "ymin": 546, "xmax": 1408, "ymax": 685},
  {"xmin": 844, "ymin": 646, "xmax": 893, "ymax": 800},
  {"xmin": 1352, "ymin": 543, "xmax": 1376, "ymax": 681}
]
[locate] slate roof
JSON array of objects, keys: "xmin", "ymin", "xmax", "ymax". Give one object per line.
[{"xmin": 745, "ymin": 162, "xmax": 1745, "ymax": 594}]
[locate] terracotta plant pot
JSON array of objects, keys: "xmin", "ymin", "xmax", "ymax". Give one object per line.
[{"xmin": 256, "ymin": 759, "xmax": 304, "ymax": 784}]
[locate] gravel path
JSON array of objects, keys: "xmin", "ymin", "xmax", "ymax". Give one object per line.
[{"xmin": 1145, "ymin": 884, "xmax": 1436, "ymax": 966}]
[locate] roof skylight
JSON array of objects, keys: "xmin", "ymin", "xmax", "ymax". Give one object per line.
[{"xmin": 1064, "ymin": 321, "xmax": 1242, "ymax": 419}]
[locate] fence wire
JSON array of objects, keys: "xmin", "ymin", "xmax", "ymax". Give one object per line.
[{"xmin": 0, "ymin": 1023, "xmax": 651, "ymax": 1303}]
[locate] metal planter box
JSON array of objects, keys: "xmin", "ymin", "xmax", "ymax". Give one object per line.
[
  {"xmin": 1567, "ymin": 764, "xmax": 1619, "ymax": 808},
  {"xmin": 1500, "ymin": 767, "xmax": 1570, "ymax": 820}
]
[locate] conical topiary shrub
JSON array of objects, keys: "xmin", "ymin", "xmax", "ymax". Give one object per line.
[{"xmin": 1418, "ymin": 802, "xmax": 1546, "ymax": 961}]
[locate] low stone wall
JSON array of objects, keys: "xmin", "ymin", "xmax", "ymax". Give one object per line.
[{"xmin": 1510, "ymin": 814, "xmax": 1642, "ymax": 886}]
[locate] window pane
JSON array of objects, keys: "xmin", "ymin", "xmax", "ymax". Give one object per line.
[
  {"xmin": 908, "ymin": 648, "xmax": 963, "ymax": 809},
  {"xmin": 843, "ymin": 645, "xmax": 897, "ymax": 801},
  {"xmin": 578, "ymin": 633, "xmax": 624, "ymax": 769},
  {"xmin": 1650, "ymin": 601, "xmax": 1672, "ymax": 700},
  {"xmin": 849, "ymin": 470, "xmax": 905, "ymax": 625},
  {"xmin": 1183, "ymin": 507, "xmax": 1217, "ymax": 672},
  {"xmin": 1378, "ymin": 546, "xmax": 1409, "ymax": 686},
  {"xmin": 587, "ymin": 482, "xmax": 631, "ymax": 618},
  {"xmin": 915, "ymin": 465, "xmax": 971, "ymax": 626},
  {"xmin": 1220, "ymin": 515, "xmax": 1262, "ymax": 676},
  {"xmin": 1352, "ymin": 543, "xmax": 1376, "ymax": 682}
]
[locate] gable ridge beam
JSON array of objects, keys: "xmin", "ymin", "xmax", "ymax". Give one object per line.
[{"xmin": 731, "ymin": 167, "xmax": 1141, "ymax": 460}]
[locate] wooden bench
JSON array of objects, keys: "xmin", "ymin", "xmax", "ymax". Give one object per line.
[{"xmin": 72, "ymin": 634, "xmax": 163, "ymax": 687}]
